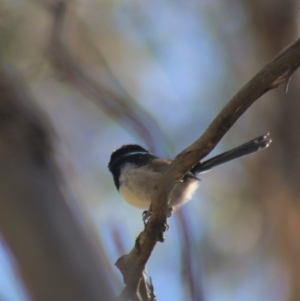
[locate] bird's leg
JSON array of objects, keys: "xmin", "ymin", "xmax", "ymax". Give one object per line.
[
  {"xmin": 143, "ymin": 205, "xmax": 173, "ymax": 224},
  {"xmin": 167, "ymin": 206, "xmax": 174, "ymax": 217},
  {"xmin": 142, "ymin": 206, "xmax": 152, "ymax": 224}
]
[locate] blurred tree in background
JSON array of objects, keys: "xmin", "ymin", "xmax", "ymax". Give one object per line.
[{"xmin": 0, "ymin": 0, "xmax": 300, "ymax": 300}]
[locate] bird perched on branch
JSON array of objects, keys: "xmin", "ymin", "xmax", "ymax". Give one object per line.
[{"xmin": 108, "ymin": 134, "xmax": 272, "ymax": 212}]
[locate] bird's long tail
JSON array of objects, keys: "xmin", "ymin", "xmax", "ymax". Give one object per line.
[{"xmin": 192, "ymin": 133, "xmax": 272, "ymax": 174}]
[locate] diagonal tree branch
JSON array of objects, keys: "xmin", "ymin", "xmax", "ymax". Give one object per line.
[
  {"xmin": 32, "ymin": 0, "xmax": 300, "ymax": 298},
  {"xmin": 116, "ymin": 37, "xmax": 300, "ymax": 299}
]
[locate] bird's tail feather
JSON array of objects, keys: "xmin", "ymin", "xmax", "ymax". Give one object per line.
[{"xmin": 192, "ymin": 133, "xmax": 272, "ymax": 174}]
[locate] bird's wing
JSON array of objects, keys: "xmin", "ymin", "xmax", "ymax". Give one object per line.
[
  {"xmin": 150, "ymin": 159, "xmax": 199, "ymax": 181},
  {"xmin": 149, "ymin": 158, "xmax": 171, "ymax": 172}
]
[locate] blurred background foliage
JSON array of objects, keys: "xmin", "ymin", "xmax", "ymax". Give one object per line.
[{"xmin": 0, "ymin": 0, "xmax": 300, "ymax": 300}]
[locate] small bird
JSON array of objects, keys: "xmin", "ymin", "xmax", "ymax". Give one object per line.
[{"xmin": 108, "ymin": 134, "xmax": 272, "ymax": 211}]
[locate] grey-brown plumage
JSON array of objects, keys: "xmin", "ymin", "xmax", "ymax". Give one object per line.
[{"xmin": 108, "ymin": 134, "xmax": 272, "ymax": 210}]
